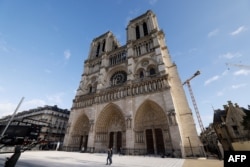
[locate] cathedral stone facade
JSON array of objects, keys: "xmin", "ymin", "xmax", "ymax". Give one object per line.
[{"xmin": 63, "ymin": 10, "xmax": 204, "ymax": 157}]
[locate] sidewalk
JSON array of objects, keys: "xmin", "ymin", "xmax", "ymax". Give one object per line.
[
  {"xmin": 183, "ymin": 158, "xmax": 223, "ymax": 167},
  {"xmin": 0, "ymin": 151, "xmax": 223, "ymax": 167}
]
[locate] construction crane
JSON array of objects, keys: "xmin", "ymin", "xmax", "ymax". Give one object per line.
[
  {"xmin": 0, "ymin": 97, "xmax": 25, "ymax": 139},
  {"xmin": 183, "ymin": 70, "xmax": 205, "ymax": 133},
  {"xmin": 226, "ymin": 63, "xmax": 250, "ymax": 70}
]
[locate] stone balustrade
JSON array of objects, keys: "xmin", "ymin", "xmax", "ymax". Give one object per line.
[{"xmin": 72, "ymin": 75, "xmax": 169, "ymax": 109}]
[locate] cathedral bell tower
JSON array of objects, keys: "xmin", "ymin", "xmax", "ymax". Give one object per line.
[{"xmin": 63, "ymin": 10, "xmax": 204, "ymax": 158}]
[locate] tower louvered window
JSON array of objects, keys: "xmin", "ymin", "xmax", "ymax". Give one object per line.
[
  {"xmin": 140, "ymin": 71, "xmax": 144, "ymax": 78},
  {"xmin": 102, "ymin": 40, "xmax": 106, "ymax": 52},
  {"xmin": 136, "ymin": 25, "xmax": 140, "ymax": 39},
  {"xmin": 143, "ymin": 22, "xmax": 148, "ymax": 36},
  {"xmin": 96, "ymin": 43, "xmax": 100, "ymax": 57}
]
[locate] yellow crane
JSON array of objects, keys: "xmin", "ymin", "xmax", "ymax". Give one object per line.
[{"xmin": 183, "ymin": 70, "xmax": 205, "ymax": 133}]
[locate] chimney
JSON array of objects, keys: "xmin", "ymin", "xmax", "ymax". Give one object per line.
[
  {"xmin": 235, "ymin": 103, "xmax": 239, "ymax": 108},
  {"xmin": 223, "ymin": 105, "xmax": 228, "ymax": 110}
]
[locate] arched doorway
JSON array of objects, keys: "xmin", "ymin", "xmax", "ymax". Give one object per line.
[
  {"xmin": 95, "ymin": 103, "xmax": 126, "ymax": 153},
  {"xmin": 70, "ymin": 114, "xmax": 90, "ymax": 151},
  {"xmin": 135, "ymin": 100, "xmax": 169, "ymax": 155}
]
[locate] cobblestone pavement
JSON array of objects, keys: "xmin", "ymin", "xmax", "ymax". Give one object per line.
[{"xmin": 0, "ymin": 151, "xmax": 223, "ymax": 167}]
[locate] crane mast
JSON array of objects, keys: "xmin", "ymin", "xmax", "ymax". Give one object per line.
[
  {"xmin": 0, "ymin": 97, "xmax": 25, "ymax": 139},
  {"xmin": 183, "ymin": 71, "xmax": 205, "ymax": 133},
  {"xmin": 226, "ymin": 63, "xmax": 250, "ymax": 69}
]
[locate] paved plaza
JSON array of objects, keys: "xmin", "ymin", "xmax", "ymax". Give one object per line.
[{"xmin": 0, "ymin": 151, "xmax": 223, "ymax": 167}]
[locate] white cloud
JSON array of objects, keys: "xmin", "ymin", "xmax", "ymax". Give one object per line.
[
  {"xmin": 21, "ymin": 99, "xmax": 46, "ymax": 110},
  {"xmin": 204, "ymin": 75, "xmax": 220, "ymax": 86},
  {"xmin": 222, "ymin": 70, "xmax": 228, "ymax": 76},
  {"xmin": 149, "ymin": 0, "xmax": 158, "ymax": 5},
  {"xmin": 24, "ymin": 99, "xmax": 46, "ymax": 106},
  {"xmin": 46, "ymin": 92, "xmax": 65, "ymax": 105},
  {"xmin": 220, "ymin": 52, "xmax": 242, "ymax": 59},
  {"xmin": 216, "ymin": 91, "xmax": 224, "ymax": 96},
  {"xmin": 233, "ymin": 69, "xmax": 250, "ymax": 76},
  {"xmin": 0, "ymin": 101, "xmax": 17, "ymax": 118},
  {"xmin": 208, "ymin": 29, "xmax": 219, "ymax": 38},
  {"xmin": 64, "ymin": 49, "xmax": 71, "ymax": 60},
  {"xmin": 0, "ymin": 94, "xmax": 68, "ymax": 118},
  {"xmin": 230, "ymin": 26, "xmax": 247, "ymax": 36},
  {"xmin": 231, "ymin": 83, "xmax": 247, "ymax": 89},
  {"xmin": 0, "ymin": 99, "xmax": 44, "ymax": 118}
]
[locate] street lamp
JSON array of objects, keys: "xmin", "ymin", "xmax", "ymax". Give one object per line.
[{"xmin": 186, "ymin": 137, "xmax": 194, "ymax": 157}]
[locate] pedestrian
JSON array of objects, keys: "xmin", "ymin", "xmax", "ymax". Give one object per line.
[
  {"xmin": 106, "ymin": 148, "xmax": 112, "ymax": 165},
  {"xmin": 56, "ymin": 142, "xmax": 60, "ymax": 151},
  {"xmin": 119, "ymin": 147, "xmax": 123, "ymax": 156},
  {"xmin": 110, "ymin": 148, "xmax": 113, "ymax": 163}
]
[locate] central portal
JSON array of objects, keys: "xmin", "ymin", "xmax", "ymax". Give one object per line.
[
  {"xmin": 146, "ymin": 129, "xmax": 154, "ymax": 154},
  {"xmin": 155, "ymin": 128, "xmax": 165, "ymax": 154},
  {"xmin": 146, "ymin": 128, "xmax": 165, "ymax": 154},
  {"xmin": 95, "ymin": 103, "xmax": 126, "ymax": 152},
  {"xmin": 109, "ymin": 131, "xmax": 122, "ymax": 153},
  {"xmin": 135, "ymin": 100, "xmax": 168, "ymax": 155}
]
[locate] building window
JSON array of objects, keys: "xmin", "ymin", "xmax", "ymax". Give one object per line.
[
  {"xmin": 232, "ymin": 125, "xmax": 240, "ymax": 136},
  {"xmin": 89, "ymin": 86, "xmax": 92, "ymax": 93},
  {"xmin": 143, "ymin": 22, "xmax": 148, "ymax": 36},
  {"xmin": 139, "ymin": 71, "xmax": 144, "ymax": 78},
  {"xmin": 149, "ymin": 68, "xmax": 156, "ymax": 75},
  {"xmin": 102, "ymin": 39, "xmax": 106, "ymax": 52},
  {"xmin": 110, "ymin": 71, "xmax": 127, "ymax": 86},
  {"xmin": 96, "ymin": 42, "xmax": 100, "ymax": 57},
  {"xmin": 136, "ymin": 25, "xmax": 140, "ymax": 39},
  {"xmin": 112, "ymin": 42, "xmax": 118, "ymax": 50}
]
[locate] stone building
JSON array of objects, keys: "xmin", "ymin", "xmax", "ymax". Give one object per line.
[
  {"xmin": 63, "ymin": 10, "xmax": 203, "ymax": 157},
  {"xmin": 0, "ymin": 105, "xmax": 70, "ymax": 148},
  {"xmin": 213, "ymin": 101, "xmax": 250, "ymax": 151},
  {"xmin": 200, "ymin": 123, "xmax": 220, "ymax": 156}
]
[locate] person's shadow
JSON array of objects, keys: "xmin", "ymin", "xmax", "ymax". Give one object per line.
[{"xmin": 5, "ymin": 145, "xmax": 21, "ymax": 167}]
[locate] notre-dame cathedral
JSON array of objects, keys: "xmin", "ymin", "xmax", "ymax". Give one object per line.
[{"xmin": 63, "ymin": 10, "xmax": 204, "ymax": 157}]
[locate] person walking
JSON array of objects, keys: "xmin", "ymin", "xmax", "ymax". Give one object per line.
[
  {"xmin": 110, "ymin": 148, "xmax": 113, "ymax": 164},
  {"xmin": 119, "ymin": 147, "xmax": 123, "ymax": 156},
  {"xmin": 106, "ymin": 148, "xmax": 113, "ymax": 165}
]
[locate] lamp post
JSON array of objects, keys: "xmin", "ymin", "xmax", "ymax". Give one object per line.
[{"xmin": 186, "ymin": 137, "xmax": 194, "ymax": 157}]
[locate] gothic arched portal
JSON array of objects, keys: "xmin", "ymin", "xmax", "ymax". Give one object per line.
[
  {"xmin": 134, "ymin": 100, "xmax": 169, "ymax": 155},
  {"xmin": 70, "ymin": 114, "xmax": 90, "ymax": 150},
  {"xmin": 95, "ymin": 103, "xmax": 126, "ymax": 153}
]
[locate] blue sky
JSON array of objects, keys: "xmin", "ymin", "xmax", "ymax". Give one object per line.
[{"xmin": 0, "ymin": 0, "xmax": 250, "ymax": 133}]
